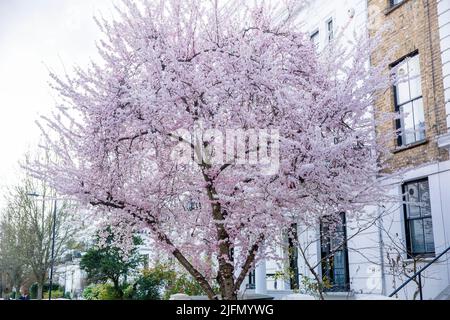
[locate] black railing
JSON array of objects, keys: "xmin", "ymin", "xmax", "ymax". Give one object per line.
[{"xmin": 389, "ymin": 245, "xmax": 450, "ymax": 300}]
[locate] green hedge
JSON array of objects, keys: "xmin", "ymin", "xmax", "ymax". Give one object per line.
[
  {"xmin": 43, "ymin": 290, "xmax": 65, "ymax": 299},
  {"xmin": 30, "ymin": 283, "xmax": 65, "ymax": 299},
  {"xmin": 83, "ymin": 283, "xmax": 121, "ymax": 300}
]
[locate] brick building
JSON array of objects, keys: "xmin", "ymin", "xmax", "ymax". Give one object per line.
[
  {"xmin": 367, "ymin": 0, "xmax": 450, "ymax": 299},
  {"xmin": 370, "ymin": 0, "xmax": 448, "ymax": 171}
]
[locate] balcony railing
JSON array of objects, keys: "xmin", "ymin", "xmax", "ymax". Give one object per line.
[{"xmin": 389, "ymin": 245, "xmax": 450, "ymax": 300}]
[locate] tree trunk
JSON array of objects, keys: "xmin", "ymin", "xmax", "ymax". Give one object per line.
[
  {"xmin": 203, "ymin": 170, "xmax": 238, "ymax": 300},
  {"xmin": 112, "ymin": 278, "xmax": 123, "ymax": 299},
  {"xmin": 217, "ymin": 267, "xmax": 238, "ymax": 300},
  {"xmin": 221, "ymin": 280, "xmax": 238, "ymax": 300},
  {"xmin": 37, "ymin": 282, "xmax": 44, "ymax": 300}
]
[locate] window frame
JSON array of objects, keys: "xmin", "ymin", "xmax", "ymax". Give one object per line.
[
  {"xmin": 247, "ymin": 270, "xmax": 256, "ymax": 290},
  {"xmin": 310, "ymin": 29, "xmax": 320, "ymax": 50},
  {"xmin": 326, "ymin": 18, "xmax": 334, "ymax": 43},
  {"xmin": 391, "ymin": 51, "xmax": 425, "ymax": 147},
  {"xmin": 319, "ymin": 213, "xmax": 350, "ymax": 292},
  {"xmin": 402, "ymin": 178, "xmax": 435, "ymax": 258}
]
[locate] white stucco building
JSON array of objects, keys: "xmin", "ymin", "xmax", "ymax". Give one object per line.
[
  {"xmin": 55, "ymin": 251, "xmax": 87, "ymax": 299},
  {"xmin": 53, "ymin": 240, "xmax": 161, "ymax": 299},
  {"xmin": 245, "ymin": 0, "xmax": 450, "ymax": 300}
]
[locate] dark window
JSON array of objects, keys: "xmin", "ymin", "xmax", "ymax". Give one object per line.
[
  {"xmin": 326, "ymin": 18, "xmax": 334, "ymax": 42},
  {"xmin": 403, "ymin": 179, "xmax": 435, "ymax": 257},
  {"xmin": 247, "ymin": 270, "xmax": 256, "ymax": 290},
  {"xmin": 310, "ymin": 30, "xmax": 319, "ymax": 50},
  {"xmin": 287, "ymin": 223, "xmax": 299, "ymax": 290},
  {"xmin": 184, "ymin": 198, "xmax": 201, "ymax": 211},
  {"xmin": 393, "ymin": 53, "xmax": 425, "ymax": 146},
  {"xmin": 320, "ymin": 213, "xmax": 350, "ymax": 292},
  {"xmin": 390, "ymin": 0, "xmax": 404, "ymax": 7}
]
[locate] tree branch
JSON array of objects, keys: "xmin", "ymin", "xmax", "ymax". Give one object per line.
[{"xmin": 234, "ymin": 234, "xmax": 265, "ymax": 291}]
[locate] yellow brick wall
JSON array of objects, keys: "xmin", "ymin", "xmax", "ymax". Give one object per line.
[{"xmin": 368, "ymin": 0, "xmax": 448, "ymax": 173}]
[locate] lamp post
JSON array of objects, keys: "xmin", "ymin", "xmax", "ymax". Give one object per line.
[{"xmin": 27, "ymin": 193, "xmax": 57, "ymax": 301}]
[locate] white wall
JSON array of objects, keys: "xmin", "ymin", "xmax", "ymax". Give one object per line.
[
  {"xmin": 371, "ymin": 161, "xmax": 450, "ymax": 299},
  {"xmin": 55, "ymin": 259, "xmax": 86, "ymax": 298},
  {"xmin": 346, "ymin": 207, "xmax": 385, "ymax": 295},
  {"xmin": 437, "ymin": 0, "xmax": 450, "ymax": 129},
  {"xmin": 295, "ymin": 0, "xmax": 368, "ymax": 51},
  {"xmin": 259, "ymin": 0, "xmax": 450, "ymax": 300},
  {"xmin": 258, "ymin": 0, "xmax": 371, "ymax": 294}
]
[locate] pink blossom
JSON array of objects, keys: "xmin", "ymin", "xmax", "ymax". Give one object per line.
[{"xmin": 29, "ymin": 0, "xmax": 395, "ymax": 300}]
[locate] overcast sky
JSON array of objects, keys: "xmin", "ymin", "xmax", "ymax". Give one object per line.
[
  {"xmin": 0, "ymin": 0, "xmax": 286, "ymax": 208},
  {"xmin": 0, "ymin": 0, "xmax": 120, "ymax": 204}
]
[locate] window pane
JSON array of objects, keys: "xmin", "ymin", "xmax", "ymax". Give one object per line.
[
  {"xmin": 331, "ymin": 233, "xmax": 345, "ymax": 250},
  {"xmin": 409, "ymin": 219, "xmax": 425, "ymax": 254},
  {"xmin": 423, "ymin": 218, "xmax": 434, "ymax": 252},
  {"xmin": 418, "ymin": 180, "xmax": 431, "ymax": 217},
  {"xmin": 404, "ymin": 180, "xmax": 435, "ymax": 256},
  {"xmin": 396, "ymin": 62, "xmax": 410, "ymax": 105},
  {"xmin": 408, "ymin": 55, "xmax": 421, "ymax": 77},
  {"xmin": 401, "ymin": 102, "xmax": 415, "ymax": 145},
  {"xmin": 409, "ymin": 76, "xmax": 422, "ymax": 100},
  {"xmin": 412, "ymin": 99, "xmax": 425, "ymax": 142},
  {"xmin": 406, "ymin": 182, "xmax": 421, "ymax": 218},
  {"xmin": 391, "ymin": 0, "xmax": 404, "ymax": 6},
  {"xmin": 408, "ymin": 56, "xmax": 422, "ymax": 99},
  {"xmin": 396, "ymin": 82, "xmax": 410, "ymax": 106},
  {"xmin": 335, "ymin": 250, "xmax": 344, "ymax": 263},
  {"xmin": 394, "ymin": 54, "xmax": 423, "ymax": 147},
  {"xmin": 310, "ymin": 31, "xmax": 319, "ymax": 50},
  {"xmin": 423, "ymin": 218, "xmax": 435, "ymax": 253},
  {"xmin": 327, "ymin": 19, "xmax": 333, "ymax": 42}
]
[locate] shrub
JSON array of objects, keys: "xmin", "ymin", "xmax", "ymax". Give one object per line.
[
  {"xmin": 138, "ymin": 263, "xmax": 215, "ymax": 299},
  {"xmin": 122, "ymin": 284, "xmax": 135, "ymax": 300},
  {"xmin": 82, "ymin": 284, "xmax": 97, "ymax": 300},
  {"xmin": 299, "ymin": 275, "xmax": 332, "ymax": 297},
  {"xmin": 4, "ymin": 292, "xmax": 16, "ymax": 300},
  {"xmin": 43, "ymin": 283, "xmax": 61, "ymax": 292},
  {"xmin": 30, "ymin": 283, "xmax": 38, "ymax": 299},
  {"xmin": 82, "ymin": 264, "xmax": 218, "ymax": 300},
  {"xmin": 43, "ymin": 290, "xmax": 64, "ymax": 299},
  {"xmin": 97, "ymin": 284, "xmax": 121, "ymax": 300},
  {"xmin": 29, "ymin": 283, "xmax": 64, "ymax": 299},
  {"xmin": 82, "ymin": 283, "xmax": 121, "ymax": 300},
  {"xmin": 124, "ymin": 270, "xmax": 163, "ymax": 300},
  {"xmin": 164, "ymin": 274, "xmax": 208, "ymax": 299}
]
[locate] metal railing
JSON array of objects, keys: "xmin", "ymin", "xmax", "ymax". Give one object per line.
[{"xmin": 389, "ymin": 245, "xmax": 450, "ymax": 300}]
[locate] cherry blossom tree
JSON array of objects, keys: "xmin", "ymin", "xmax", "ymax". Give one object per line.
[{"xmin": 29, "ymin": 0, "xmax": 394, "ymax": 300}]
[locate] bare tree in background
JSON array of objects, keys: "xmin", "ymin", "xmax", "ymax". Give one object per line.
[
  {"xmin": 0, "ymin": 209, "xmax": 30, "ymax": 298},
  {"xmin": 0, "ymin": 174, "xmax": 81, "ymax": 299}
]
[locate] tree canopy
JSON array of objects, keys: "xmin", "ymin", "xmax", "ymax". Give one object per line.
[{"xmin": 30, "ymin": 0, "xmax": 394, "ymax": 299}]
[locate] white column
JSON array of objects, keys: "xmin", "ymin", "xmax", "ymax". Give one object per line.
[{"xmin": 255, "ymin": 259, "xmax": 267, "ymax": 295}]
